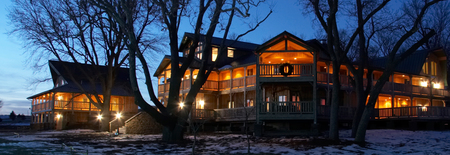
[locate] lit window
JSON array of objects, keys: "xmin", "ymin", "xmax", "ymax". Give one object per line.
[
  {"xmin": 212, "ymin": 47, "xmax": 218, "ymax": 61},
  {"xmin": 195, "ymin": 42, "xmax": 203, "ymax": 52},
  {"xmin": 196, "ymin": 52, "xmax": 202, "ymax": 59},
  {"xmin": 422, "ymin": 61, "xmax": 428, "ymax": 74},
  {"xmin": 227, "ymin": 48, "xmax": 234, "ymax": 58},
  {"xmin": 431, "ymin": 61, "xmax": 437, "ymax": 76}
]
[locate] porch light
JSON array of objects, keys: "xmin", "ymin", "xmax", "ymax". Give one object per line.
[
  {"xmin": 268, "ymin": 61, "xmax": 271, "ymax": 63},
  {"xmin": 294, "ymin": 58, "xmax": 297, "ymax": 60},
  {"xmin": 422, "ymin": 106, "xmax": 428, "ymax": 112},
  {"xmin": 199, "ymin": 100, "xmax": 205, "ymax": 107},
  {"xmin": 58, "ymin": 96, "xmax": 63, "ymax": 100},
  {"xmin": 179, "ymin": 102, "xmax": 184, "ymax": 109},
  {"xmin": 402, "ymin": 75, "xmax": 405, "ymax": 77},
  {"xmin": 420, "ymin": 81, "xmax": 428, "ymax": 87},
  {"xmin": 433, "ymin": 83, "xmax": 441, "ymax": 89},
  {"xmin": 56, "ymin": 114, "xmax": 62, "ymax": 119},
  {"xmin": 97, "ymin": 115, "xmax": 102, "ymax": 120},
  {"xmin": 116, "ymin": 113, "xmax": 122, "ymax": 119},
  {"xmin": 281, "ymin": 59, "xmax": 284, "ymax": 61}
]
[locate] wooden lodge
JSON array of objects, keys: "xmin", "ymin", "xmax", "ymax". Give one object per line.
[
  {"xmin": 154, "ymin": 31, "xmax": 450, "ymax": 134},
  {"xmin": 28, "ymin": 61, "xmax": 138, "ymax": 130}
]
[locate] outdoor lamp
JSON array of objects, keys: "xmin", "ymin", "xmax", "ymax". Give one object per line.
[
  {"xmin": 97, "ymin": 114, "xmax": 102, "ymax": 120},
  {"xmin": 116, "ymin": 113, "xmax": 122, "ymax": 119},
  {"xmin": 179, "ymin": 102, "xmax": 184, "ymax": 109},
  {"xmin": 56, "ymin": 114, "xmax": 62, "ymax": 119}
]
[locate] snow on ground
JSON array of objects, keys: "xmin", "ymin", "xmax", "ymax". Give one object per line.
[{"xmin": 0, "ymin": 129, "xmax": 449, "ymax": 154}]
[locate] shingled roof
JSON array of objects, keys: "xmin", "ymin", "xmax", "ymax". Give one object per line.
[
  {"xmin": 28, "ymin": 60, "xmax": 132, "ymax": 99},
  {"xmin": 369, "ymin": 48, "xmax": 445, "ymax": 75}
]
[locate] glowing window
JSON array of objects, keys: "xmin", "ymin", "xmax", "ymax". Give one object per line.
[
  {"xmin": 431, "ymin": 61, "xmax": 437, "ymax": 76},
  {"xmin": 212, "ymin": 47, "xmax": 218, "ymax": 61},
  {"xmin": 227, "ymin": 48, "xmax": 234, "ymax": 58},
  {"xmin": 422, "ymin": 62, "xmax": 428, "ymax": 74}
]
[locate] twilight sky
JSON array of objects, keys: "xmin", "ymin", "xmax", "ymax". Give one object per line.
[{"xmin": 0, "ymin": 0, "xmax": 319, "ymax": 115}]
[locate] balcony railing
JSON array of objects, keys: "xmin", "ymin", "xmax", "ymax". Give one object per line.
[
  {"xmin": 215, "ymin": 107, "xmax": 256, "ymax": 121},
  {"xmin": 259, "ymin": 64, "xmax": 313, "ymax": 77},
  {"xmin": 32, "ymin": 101, "xmax": 51, "ymax": 112},
  {"xmin": 191, "ymin": 109, "xmax": 215, "ymax": 120},
  {"xmin": 374, "ymin": 106, "xmax": 450, "ymax": 118},
  {"xmin": 260, "ymin": 101, "xmax": 314, "ymax": 114},
  {"xmin": 318, "ymin": 106, "xmax": 450, "ymax": 119},
  {"xmin": 316, "ymin": 72, "xmax": 450, "ymax": 97}
]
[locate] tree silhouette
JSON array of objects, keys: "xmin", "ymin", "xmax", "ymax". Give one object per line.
[{"xmin": 10, "ymin": 111, "xmax": 16, "ymax": 121}]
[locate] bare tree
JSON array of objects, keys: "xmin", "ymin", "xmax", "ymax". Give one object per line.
[
  {"xmin": 305, "ymin": 0, "xmax": 443, "ymax": 142},
  {"xmin": 94, "ymin": 0, "xmax": 272, "ymax": 142},
  {"xmin": 8, "ymin": 0, "xmax": 161, "ymax": 131}
]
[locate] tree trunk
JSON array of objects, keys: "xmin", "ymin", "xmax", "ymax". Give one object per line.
[
  {"xmin": 351, "ymin": 78, "xmax": 365, "ymax": 138},
  {"xmin": 101, "ymin": 107, "xmax": 111, "ymax": 131},
  {"xmin": 329, "ymin": 63, "xmax": 341, "ymax": 140},
  {"xmin": 162, "ymin": 125, "xmax": 184, "ymax": 143},
  {"xmin": 355, "ymin": 80, "xmax": 385, "ymax": 143}
]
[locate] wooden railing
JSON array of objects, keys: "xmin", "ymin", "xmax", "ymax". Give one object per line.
[
  {"xmin": 246, "ymin": 76, "xmax": 256, "ymax": 86},
  {"xmin": 260, "ymin": 101, "xmax": 314, "ymax": 114},
  {"xmin": 202, "ymin": 80, "xmax": 218, "ymax": 90},
  {"xmin": 32, "ymin": 101, "xmax": 51, "ymax": 112},
  {"xmin": 317, "ymin": 106, "xmax": 357, "ymax": 119},
  {"xmin": 191, "ymin": 109, "xmax": 215, "ymax": 120},
  {"xmin": 215, "ymin": 107, "xmax": 256, "ymax": 121},
  {"xmin": 374, "ymin": 106, "xmax": 450, "ymax": 118},
  {"xmin": 219, "ymin": 80, "xmax": 230, "ymax": 90},
  {"xmin": 316, "ymin": 72, "xmax": 450, "ymax": 97},
  {"xmin": 259, "ymin": 64, "xmax": 313, "ymax": 77},
  {"xmin": 232, "ymin": 77, "xmax": 245, "ymax": 88}
]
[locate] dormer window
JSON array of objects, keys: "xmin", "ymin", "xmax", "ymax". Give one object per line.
[
  {"xmin": 55, "ymin": 76, "xmax": 67, "ymax": 87},
  {"xmin": 431, "ymin": 61, "xmax": 437, "ymax": 76},
  {"xmin": 195, "ymin": 42, "xmax": 203, "ymax": 52},
  {"xmin": 195, "ymin": 42, "xmax": 204, "ymax": 59},
  {"xmin": 212, "ymin": 47, "xmax": 218, "ymax": 61},
  {"xmin": 227, "ymin": 48, "xmax": 234, "ymax": 58},
  {"xmin": 422, "ymin": 61, "xmax": 428, "ymax": 74}
]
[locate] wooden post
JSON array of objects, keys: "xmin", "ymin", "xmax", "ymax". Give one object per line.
[
  {"xmin": 244, "ymin": 66, "xmax": 247, "ymax": 107},
  {"xmin": 230, "ymin": 69, "xmax": 233, "ymax": 108},
  {"xmin": 313, "ymin": 50, "xmax": 317, "ymax": 124}
]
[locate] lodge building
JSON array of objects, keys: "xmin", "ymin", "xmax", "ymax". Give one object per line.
[
  {"xmin": 28, "ymin": 61, "xmax": 138, "ymax": 130},
  {"xmin": 155, "ymin": 31, "xmax": 450, "ymax": 134}
]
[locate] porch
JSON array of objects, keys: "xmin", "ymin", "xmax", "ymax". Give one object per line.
[{"xmin": 317, "ymin": 105, "xmax": 450, "ymax": 120}]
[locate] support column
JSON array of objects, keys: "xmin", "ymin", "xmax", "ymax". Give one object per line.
[
  {"xmin": 429, "ymin": 76, "xmax": 433, "ymax": 106},
  {"xmin": 313, "ymin": 50, "xmax": 317, "ymax": 124},
  {"xmin": 229, "ymin": 69, "xmax": 233, "ymax": 108},
  {"xmin": 244, "ymin": 66, "xmax": 247, "ymax": 107}
]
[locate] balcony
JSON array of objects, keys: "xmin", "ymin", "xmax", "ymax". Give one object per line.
[
  {"xmin": 158, "ymin": 76, "xmax": 256, "ymax": 94},
  {"xmin": 259, "ymin": 101, "xmax": 315, "ymax": 120},
  {"xmin": 317, "ymin": 106, "xmax": 450, "ymax": 120},
  {"xmin": 259, "ymin": 64, "xmax": 313, "ymax": 77},
  {"xmin": 32, "ymin": 100, "xmax": 125, "ymax": 113},
  {"xmin": 317, "ymin": 72, "xmax": 450, "ymax": 98},
  {"xmin": 374, "ymin": 106, "xmax": 450, "ymax": 119}
]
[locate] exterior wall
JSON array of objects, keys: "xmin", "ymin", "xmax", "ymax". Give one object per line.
[{"xmin": 125, "ymin": 112, "xmax": 162, "ymax": 134}]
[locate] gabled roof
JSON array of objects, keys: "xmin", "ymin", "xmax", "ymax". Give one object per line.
[
  {"xmin": 181, "ymin": 32, "xmax": 259, "ymax": 51},
  {"xmin": 370, "ymin": 48, "xmax": 446, "ymax": 75},
  {"xmin": 28, "ymin": 60, "xmax": 132, "ymax": 99},
  {"xmin": 256, "ymin": 31, "xmax": 317, "ymax": 52}
]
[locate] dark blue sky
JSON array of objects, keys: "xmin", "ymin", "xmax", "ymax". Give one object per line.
[{"xmin": 0, "ymin": 0, "xmax": 317, "ymax": 115}]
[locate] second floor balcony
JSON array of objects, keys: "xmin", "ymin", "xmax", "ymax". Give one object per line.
[
  {"xmin": 317, "ymin": 72, "xmax": 450, "ymax": 98},
  {"xmin": 158, "ymin": 75, "xmax": 256, "ymax": 94}
]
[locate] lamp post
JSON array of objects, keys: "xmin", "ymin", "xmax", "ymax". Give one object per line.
[{"xmin": 115, "ymin": 113, "xmax": 122, "ymax": 135}]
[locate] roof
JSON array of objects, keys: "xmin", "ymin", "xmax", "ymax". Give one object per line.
[
  {"xmin": 182, "ymin": 32, "xmax": 259, "ymax": 51},
  {"xmin": 28, "ymin": 60, "xmax": 132, "ymax": 99},
  {"xmin": 370, "ymin": 48, "xmax": 445, "ymax": 75}
]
